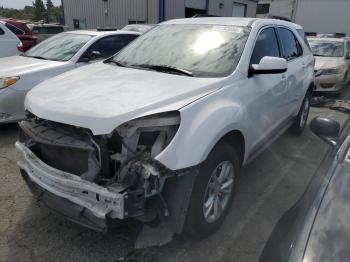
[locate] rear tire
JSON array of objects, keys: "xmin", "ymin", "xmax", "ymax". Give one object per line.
[
  {"xmin": 185, "ymin": 142, "xmax": 239, "ymax": 238},
  {"xmin": 291, "ymin": 92, "xmax": 311, "ymax": 135}
]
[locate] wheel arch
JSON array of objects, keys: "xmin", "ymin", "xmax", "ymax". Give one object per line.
[{"xmin": 212, "ymin": 129, "xmax": 246, "ymax": 166}]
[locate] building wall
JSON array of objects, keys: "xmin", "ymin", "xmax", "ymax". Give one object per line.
[
  {"xmin": 63, "ymin": 0, "xmax": 257, "ymax": 30},
  {"xmin": 257, "ymin": 0, "xmax": 350, "ymax": 36},
  {"xmin": 165, "ymin": 0, "xmax": 185, "ymax": 20},
  {"xmin": 63, "ymin": 0, "xmax": 159, "ymax": 30},
  {"xmin": 208, "ymin": 0, "xmax": 258, "ymax": 17},
  {"xmin": 295, "ymin": 0, "xmax": 350, "ymax": 36}
]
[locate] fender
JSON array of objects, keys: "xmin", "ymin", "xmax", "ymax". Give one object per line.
[{"xmin": 155, "ymin": 85, "xmax": 253, "ymax": 170}]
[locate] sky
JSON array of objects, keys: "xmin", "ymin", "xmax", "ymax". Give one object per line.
[{"xmin": 0, "ymin": 0, "xmax": 61, "ymax": 9}]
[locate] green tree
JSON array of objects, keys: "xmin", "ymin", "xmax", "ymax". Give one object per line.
[
  {"xmin": 32, "ymin": 0, "xmax": 46, "ymax": 21},
  {"xmin": 46, "ymin": 0, "xmax": 54, "ymax": 22}
]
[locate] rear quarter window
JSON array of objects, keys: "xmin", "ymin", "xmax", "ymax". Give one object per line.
[
  {"xmin": 5, "ymin": 23, "xmax": 24, "ymax": 35},
  {"xmin": 297, "ymin": 29, "xmax": 311, "ymax": 50},
  {"xmin": 0, "ymin": 27, "xmax": 4, "ymax": 35}
]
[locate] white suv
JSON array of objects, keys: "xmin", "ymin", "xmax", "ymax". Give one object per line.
[{"xmin": 17, "ymin": 18, "xmax": 314, "ymax": 246}]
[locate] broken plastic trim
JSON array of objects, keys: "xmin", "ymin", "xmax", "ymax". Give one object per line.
[{"xmin": 16, "ymin": 142, "xmax": 127, "ymax": 219}]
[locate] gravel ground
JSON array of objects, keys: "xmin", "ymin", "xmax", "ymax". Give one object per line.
[{"xmin": 0, "ymin": 91, "xmax": 349, "ymax": 262}]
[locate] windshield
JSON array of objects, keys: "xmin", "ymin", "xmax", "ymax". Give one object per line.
[
  {"xmin": 25, "ymin": 33, "xmax": 92, "ymax": 61},
  {"xmin": 111, "ymin": 24, "xmax": 250, "ymax": 77},
  {"xmin": 309, "ymin": 40, "xmax": 344, "ymax": 57}
]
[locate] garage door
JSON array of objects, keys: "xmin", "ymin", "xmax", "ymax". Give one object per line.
[
  {"xmin": 186, "ymin": 0, "xmax": 207, "ymax": 10},
  {"xmin": 232, "ymin": 2, "xmax": 247, "ymax": 17}
]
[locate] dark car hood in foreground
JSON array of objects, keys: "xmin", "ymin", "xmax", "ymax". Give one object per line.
[
  {"xmin": 260, "ymin": 114, "xmax": 350, "ymax": 262},
  {"xmin": 303, "ymin": 161, "xmax": 350, "ymax": 261}
]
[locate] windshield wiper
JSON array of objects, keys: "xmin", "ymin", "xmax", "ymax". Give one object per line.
[
  {"xmin": 104, "ymin": 59, "xmax": 126, "ymax": 67},
  {"xmin": 27, "ymin": 55, "xmax": 48, "ymax": 60},
  {"xmin": 132, "ymin": 64, "xmax": 193, "ymax": 77}
]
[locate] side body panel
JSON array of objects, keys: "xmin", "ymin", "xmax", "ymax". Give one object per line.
[
  {"xmin": 157, "ymin": 22, "xmax": 314, "ymax": 170},
  {"xmin": 0, "ymin": 63, "xmax": 74, "ymax": 123},
  {"xmin": 156, "ymin": 71, "xmax": 285, "ymax": 170},
  {"xmin": 0, "ymin": 23, "xmax": 19, "ymax": 58}
]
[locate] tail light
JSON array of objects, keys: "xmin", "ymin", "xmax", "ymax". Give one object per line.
[{"xmin": 17, "ymin": 42, "xmax": 24, "ymax": 53}]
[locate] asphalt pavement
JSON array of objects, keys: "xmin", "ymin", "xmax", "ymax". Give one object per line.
[{"xmin": 0, "ymin": 87, "xmax": 349, "ymax": 262}]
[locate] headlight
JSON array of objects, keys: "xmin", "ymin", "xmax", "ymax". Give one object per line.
[
  {"xmin": 321, "ymin": 66, "xmax": 347, "ymax": 75},
  {"xmin": 0, "ymin": 76, "xmax": 20, "ymax": 89},
  {"xmin": 116, "ymin": 111, "xmax": 180, "ymax": 157}
]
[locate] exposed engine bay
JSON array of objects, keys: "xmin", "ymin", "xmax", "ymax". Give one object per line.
[{"xmin": 17, "ymin": 111, "xmax": 197, "ymax": 247}]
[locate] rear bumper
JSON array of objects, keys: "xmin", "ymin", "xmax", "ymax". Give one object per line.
[{"xmin": 16, "ymin": 142, "xmax": 128, "ymax": 221}]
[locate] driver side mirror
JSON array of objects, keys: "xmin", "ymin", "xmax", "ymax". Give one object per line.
[
  {"xmin": 79, "ymin": 50, "xmax": 102, "ymax": 63},
  {"xmin": 310, "ymin": 116, "xmax": 340, "ymax": 146},
  {"xmin": 249, "ymin": 56, "xmax": 288, "ymax": 77}
]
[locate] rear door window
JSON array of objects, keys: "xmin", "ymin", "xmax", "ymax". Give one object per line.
[
  {"xmin": 5, "ymin": 23, "xmax": 24, "ymax": 35},
  {"xmin": 277, "ymin": 28, "xmax": 303, "ymax": 60},
  {"xmin": 250, "ymin": 27, "xmax": 281, "ymax": 65},
  {"xmin": 87, "ymin": 34, "xmax": 139, "ymax": 58}
]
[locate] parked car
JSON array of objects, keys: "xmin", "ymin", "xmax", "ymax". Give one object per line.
[
  {"xmin": 27, "ymin": 23, "xmax": 69, "ymax": 42},
  {"xmin": 309, "ymin": 37, "xmax": 350, "ymax": 94},
  {"xmin": 260, "ymin": 111, "xmax": 350, "ymax": 262},
  {"xmin": 121, "ymin": 24, "xmax": 155, "ymax": 33},
  {"xmin": 16, "ymin": 18, "xmax": 314, "ymax": 247},
  {"xmin": 0, "ymin": 21, "xmax": 20, "ymax": 58},
  {"xmin": 0, "ymin": 30, "xmax": 140, "ymax": 123},
  {"xmin": 1, "ymin": 19, "xmax": 38, "ymax": 52}
]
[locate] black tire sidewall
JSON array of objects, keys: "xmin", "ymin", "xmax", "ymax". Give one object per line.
[
  {"xmin": 292, "ymin": 92, "xmax": 311, "ymax": 135},
  {"xmin": 185, "ymin": 142, "xmax": 239, "ymax": 238}
]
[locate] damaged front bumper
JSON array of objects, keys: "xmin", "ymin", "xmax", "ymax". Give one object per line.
[
  {"xmin": 16, "ymin": 141, "xmax": 133, "ymax": 225},
  {"xmin": 16, "ymin": 114, "xmax": 198, "ymax": 246}
]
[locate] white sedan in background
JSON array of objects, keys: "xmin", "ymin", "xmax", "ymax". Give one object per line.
[
  {"xmin": 309, "ymin": 37, "xmax": 350, "ymax": 94},
  {"xmin": 0, "ymin": 21, "xmax": 20, "ymax": 58},
  {"xmin": 0, "ymin": 29, "xmax": 140, "ymax": 123}
]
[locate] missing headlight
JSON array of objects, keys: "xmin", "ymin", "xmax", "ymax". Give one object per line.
[{"xmin": 115, "ymin": 111, "xmax": 180, "ymax": 157}]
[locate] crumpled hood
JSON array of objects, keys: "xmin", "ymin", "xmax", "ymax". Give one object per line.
[
  {"xmin": 0, "ymin": 56, "xmax": 64, "ymax": 77},
  {"xmin": 26, "ymin": 62, "xmax": 222, "ymax": 135},
  {"xmin": 315, "ymin": 56, "xmax": 345, "ymax": 70}
]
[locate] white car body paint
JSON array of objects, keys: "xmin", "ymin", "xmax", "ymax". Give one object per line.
[
  {"xmin": 0, "ymin": 30, "xmax": 140, "ymax": 123},
  {"xmin": 25, "ymin": 18, "xmax": 315, "ymax": 170},
  {"xmin": 0, "ymin": 21, "xmax": 20, "ymax": 58}
]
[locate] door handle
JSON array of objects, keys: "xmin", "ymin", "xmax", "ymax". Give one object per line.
[
  {"xmin": 281, "ymin": 75, "xmax": 287, "ymax": 80},
  {"xmin": 302, "ymin": 62, "xmax": 307, "ymax": 68}
]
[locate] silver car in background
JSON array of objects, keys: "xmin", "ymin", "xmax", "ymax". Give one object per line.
[
  {"xmin": 309, "ymin": 37, "xmax": 350, "ymax": 94},
  {"xmin": 0, "ymin": 30, "xmax": 140, "ymax": 123}
]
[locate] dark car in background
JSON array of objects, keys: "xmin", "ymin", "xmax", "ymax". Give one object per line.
[
  {"xmin": 27, "ymin": 23, "xmax": 69, "ymax": 42},
  {"xmin": 260, "ymin": 110, "xmax": 350, "ymax": 262},
  {"xmin": 0, "ymin": 19, "xmax": 38, "ymax": 52}
]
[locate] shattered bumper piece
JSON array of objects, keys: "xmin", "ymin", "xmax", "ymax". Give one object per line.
[
  {"xmin": 16, "ymin": 141, "xmax": 127, "ymax": 220},
  {"xmin": 21, "ymin": 170, "xmax": 108, "ymax": 231}
]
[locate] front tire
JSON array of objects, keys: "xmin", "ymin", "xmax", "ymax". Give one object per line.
[
  {"xmin": 291, "ymin": 92, "xmax": 311, "ymax": 135},
  {"xmin": 185, "ymin": 142, "xmax": 239, "ymax": 238}
]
